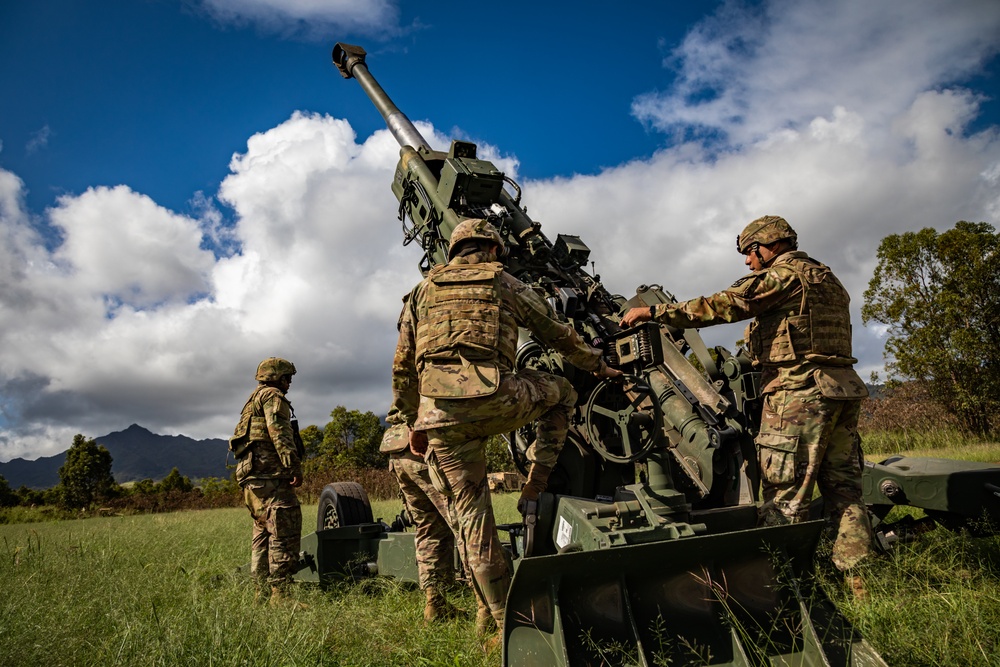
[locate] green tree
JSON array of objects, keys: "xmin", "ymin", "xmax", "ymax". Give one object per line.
[
  {"xmin": 130, "ymin": 479, "xmax": 157, "ymax": 496},
  {"xmin": 485, "ymin": 435, "xmax": 515, "ymax": 473},
  {"xmin": 299, "ymin": 423, "xmax": 323, "ymax": 459},
  {"xmin": 157, "ymin": 467, "xmax": 193, "ymax": 494},
  {"xmin": 0, "ymin": 475, "xmax": 18, "ymax": 507},
  {"xmin": 58, "ymin": 434, "xmax": 118, "ymax": 508},
  {"xmin": 15, "ymin": 485, "xmax": 46, "ymax": 506},
  {"xmin": 317, "ymin": 406, "xmax": 387, "ymax": 469},
  {"xmin": 862, "ymin": 221, "xmax": 1000, "ymax": 434}
]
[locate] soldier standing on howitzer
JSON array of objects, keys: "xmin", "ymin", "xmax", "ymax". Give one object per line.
[
  {"xmin": 391, "ymin": 218, "xmax": 622, "ymax": 641},
  {"xmin": 230, "ymin": 357, "xmax": 306, "ymax": 606},
  {"xmin": 622, "ymin": 215, "xmax": 874, "ymax": 579},
  {"xmin": 381, "ymin": 406, "xmax": 468, "ymax": 623}
]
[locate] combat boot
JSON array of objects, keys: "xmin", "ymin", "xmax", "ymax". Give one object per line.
[
  {"xmin": 475, "ymin": 601, "xmax": 497, "ymax": 637},
  {"xmin": 848, "ymin": 574, "xmax": 868, "ymax": 602},
  {"xmin": 269, "ymin": 585, "xmax": 309, "ymax": 609},
  {"xmin": 423, "ymin": 586, "xmax": 465, "ymax": 623},
  {"xmin": 482, "ymin": 633, "xmax": 501, "ymax": 653}
]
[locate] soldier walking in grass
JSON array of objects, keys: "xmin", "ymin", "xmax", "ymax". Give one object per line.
[
  {"xmin": 230, "ymin": 357, "xmax": 305, "ymax": 605},
  {"xmin": 621, "ymin": 215, "xmax": 874, "ymax": 576},
  {"xmin": 391, "ymin": 218, "xmax": 621, "ymax": 640}
]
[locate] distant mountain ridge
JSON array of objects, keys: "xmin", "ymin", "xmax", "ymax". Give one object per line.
[{"xmin": 0, "ymin": 424, "xmax": 231, "ymax": 489}]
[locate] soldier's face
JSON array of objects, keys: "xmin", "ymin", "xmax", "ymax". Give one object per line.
[
  {"xmin": 744, "ymin": 243, "xmax": 779, "ymax": 271},
  {"xmin": 279, "ymin": 375, "xmax": 292, "ymax": 393}
]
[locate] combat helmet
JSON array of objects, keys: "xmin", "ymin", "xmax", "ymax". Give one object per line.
[
  {"xmin": 255, "ymin": 357, "xmax": 297, "ymax": 382},
  {"xmin": 737, "ymin": 215, "xmax": 798, "ymax": 253},
  {"xmin": 448, "ymin": 218, "xmax": 505, "ymax": 259}
]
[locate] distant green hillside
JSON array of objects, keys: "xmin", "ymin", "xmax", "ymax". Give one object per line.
[{"xmin": 0, "ymin": 424, "xmax": 230, "ymax": 489}]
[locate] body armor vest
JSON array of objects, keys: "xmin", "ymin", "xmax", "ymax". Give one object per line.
[
  {"xmin": 230, "ymin": 386, "xmax": 284, "ymax": 456},
  {"xmin": 746, "ymin": 254, "xmax": 855, "ymax": 366},
  {"xmin": 414, "ymin": 262, "xmax": 518, "ymax": 397}
]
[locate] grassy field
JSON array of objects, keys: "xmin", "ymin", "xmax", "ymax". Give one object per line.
[
  {"xmin": 2, "ymin": 445, "xmax": 999, "ymax": 666},
  {"xmin": 0, "ymin": 498, "xmax": 523, "ymax": 667}
]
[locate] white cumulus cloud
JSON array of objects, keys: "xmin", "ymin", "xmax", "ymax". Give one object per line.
[{"xmin": 1, "ymin": 0, "xmax": 999, "ymax": 462}]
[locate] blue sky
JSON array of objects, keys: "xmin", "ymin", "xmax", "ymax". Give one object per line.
[
  {"xmin": 1, "ymin": 0, "xmax": 999, "ymax": 461},
  {"xmin": 1, "ymin": 1, "xmax": 713, "ymax": 223}
]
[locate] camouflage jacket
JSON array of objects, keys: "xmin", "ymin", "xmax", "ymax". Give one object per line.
[
  {"xmin": 650, "ymin": 250, "xmax": 865, "ymax": 396},
  {"xmin": 234, "ymin": 384, "xmax": 301, "ymax": 483},
  {"xmin": 392, "ymin": 250, "xmax": 603, "ymax": 429}
]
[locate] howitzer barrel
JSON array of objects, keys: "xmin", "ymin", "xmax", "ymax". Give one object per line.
[{"xmin": 332, "ymin": 43, "xmax": 431, "ymax": 153}]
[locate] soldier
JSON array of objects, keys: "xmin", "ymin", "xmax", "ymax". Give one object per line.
[
  {"xmin": 391, "ymin": 218, "xmax": 621, "ymax": 639},
  {"xmin": 229, "ymin": 357, "xmax": 305, "ymax": 604},
  {"xmin": 382, "ymin": 408, "xmax": 466, "ymax": 623},
  {"xmin": 621, "ymin": 215, "xmax": 874, "ymax": 573}
]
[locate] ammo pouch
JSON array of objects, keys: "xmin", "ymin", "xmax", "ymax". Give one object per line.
[
  {"xmin": 424, "ymin": 448, "xmax": 453, "ymax": 497},
  {"xmin": 229, "ymin": 417, "xmax": 252, "ymax": 458}
]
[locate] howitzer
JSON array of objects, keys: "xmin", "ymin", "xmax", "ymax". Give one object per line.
[
  {"xmin": 319, "ymin": 43, "xmax": 890, "ymax": 666},
  {"xmin": 332, "ymin": 42, "xmax": 754, "ymax": 511},
  {"xmin": 293, "ymin": 44, "xmax": 999, "ymax": 666}
]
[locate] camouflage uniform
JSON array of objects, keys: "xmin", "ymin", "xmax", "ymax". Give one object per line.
[
  {"xmin": 649, "ymin": 249, "xmax": 874, "ymax": 570},
  {"xmin": 382, "ymin": 412, "xmax": 463, "ymax": 593},
  {"xmin": 392, "ymin": 247, "xmax": 604, "ymax": 625},
  {"xmin": 232, "ymin": 362, "xmax": 303, "ymax": 589}
]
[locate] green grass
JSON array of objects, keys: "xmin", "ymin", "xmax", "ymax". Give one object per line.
[
  {"xmin": 861, "ymin": 427, "xmax": 1000, "ymax": 461},
  {"xmin": 0, "ymin": 499, "xmax": 519, "ymax": 667},
  {"xmin": 3, "ymin": 452, "xmax": 1000, "ymax": 666},
  {"xmin": 815, "ymin": 513, "xmax": 1000, "ymax": 666}
]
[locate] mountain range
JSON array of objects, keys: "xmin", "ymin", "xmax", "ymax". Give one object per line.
[{"xmin": 0, "ymin": 424, "xmax": 231, "ymax": 489}]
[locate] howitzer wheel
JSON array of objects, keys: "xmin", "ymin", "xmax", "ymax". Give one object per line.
[
  {"xmin": 584, "ymin": 375, "xmax": 659, "ymax": 463},
  {"xmin": 317, "ymin": 481, "xmax": 374, "ymax": 531}
]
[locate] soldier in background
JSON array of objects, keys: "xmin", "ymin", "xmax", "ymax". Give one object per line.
[
  {"xmin": 230, "ymin": 357, "xmax": 304, "ymax": 605},
  {"xmin": 391, "ymin": 218, "xmax": 621, "ymax": 640},
  {"xmin": 621, "ymin": 215, "xmax": 874, "ymax": 574},
  {"xmin": 382, "ymin": 408, "xmax": 466, "ymax": 623}
]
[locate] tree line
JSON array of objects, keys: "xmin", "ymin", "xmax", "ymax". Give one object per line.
[{"xmin": 0, "ymin": 409, "xmax": 513, "ymax": 514}]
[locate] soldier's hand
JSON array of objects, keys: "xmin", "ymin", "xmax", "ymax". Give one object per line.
[
  {"xmin": 409, "ymin": 429, "xmax": 428, "ymax": 456},
  {"xmin": 290, "ymin": 476, "xmax": 302, "ymax": 488},
  {"xmin": 593, "ymin": 360, "xmax": 624, "ymax": 380},
  {"xmin": 621, "ymin": 306, "xmax": 653, "ymax": 327}
]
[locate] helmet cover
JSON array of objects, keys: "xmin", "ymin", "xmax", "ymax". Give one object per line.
[
  {"xmin": 737, "ymin": 215, "xmax": 798, "ymax": 253},
  {"xmin": 255, "ymin": 357, "xmax": 297, "ymax": 382},
  {"xmin": 448, "ymin": 219, "xmax": 505, "ymax": 259}
]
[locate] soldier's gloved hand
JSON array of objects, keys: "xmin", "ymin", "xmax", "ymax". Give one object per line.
[
  {"xmin": 290, "ymin": 475, "xmax": 303, "ymax": 488},
  {"xmin": 592, "ymin": 359, "xmax": 624, "ymax": 380},
  {"xmin": 409, "ymin": 428, "xmax": 428, "ymax": 456},
  {"xmin": 517, "ymin": 463, "xmax": 553, "ymax": 515}
]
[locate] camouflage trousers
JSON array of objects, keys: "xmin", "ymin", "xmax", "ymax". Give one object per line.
[
  {"xmin": 390, "ymin": 447, "xmax": 463, "ymax": 591},
  {"xmin": 756, "ymin": 387, "xmax": 873, "ymax": 570},
  {"xmin": 242, "ymin": 478, "xmax": 302, "ymax": 587},
  {"xmin": 424, "ymin": 368, "xmax": 578, "ymax": 624}
]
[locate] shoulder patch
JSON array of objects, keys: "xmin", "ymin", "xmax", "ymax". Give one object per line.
[{"xmin": 728, "ymin": 274, "xmax": 763, "ymax": 296}]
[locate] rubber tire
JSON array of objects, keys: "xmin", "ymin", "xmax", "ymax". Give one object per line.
[{"xmin": 316, "ymin": 481, "xmax": 374, "ymax": 531}]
